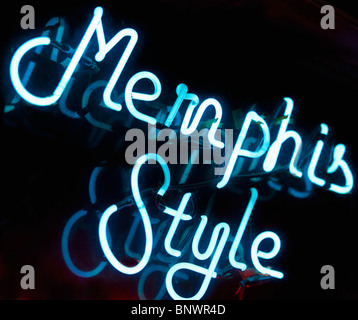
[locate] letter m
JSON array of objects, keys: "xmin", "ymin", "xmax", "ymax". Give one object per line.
[{"xmin": 10, "ymin": 6, "xmax": 137, "ymax": 108}]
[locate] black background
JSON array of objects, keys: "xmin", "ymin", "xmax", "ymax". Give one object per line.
[{"xmin": 1, "ymin": 0, "xmax": 357, "ymax": 300}]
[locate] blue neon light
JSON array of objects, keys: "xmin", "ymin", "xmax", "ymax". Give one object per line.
[
  {"xmin": 163, "ymin": 193, "xmax": 192, "ymax": 257},
  {"xmin": 10, "ymin": 8, "xmax": 104, "ymax": 107},
  {"xmin": 192, "ymin": 216, "xmax": 227, "ymax": 261},
  {"xmin": 124, "ymin": 71, "xmax": 161, "ymax": 125},
  {"xmin": 181, "ymin": 97, "xmax": 224, "ymax": 149},
  {"xmin": 229, "ymin": 188, "xmax": 258, "ymax": 270},
  {"xmin": 10, "ymin": 37, "xmax": 53, "ymax": 106},
  {"xmin": 9, "ymin": 5, "xmax": 355, "ymax": 196},
  {"xmin": 10, "ymin": 6, "xmax": 138, "ymax": 113},
  {"xmin": 98, "ymin": 153, "xmax": 170, "ymax": 275},
  {"xmin": 61, "ymin": 151, "xmax": 285, "ymax": 299},
  {"xmin": 81, "ymin": 80, "xmax": 114, "ymax": 131},
  {"xmin": 251, "ymin": 231, "xmax": 284, "ymax": 279},
  {"xmin": 307, "ymin": 123, "xmax": 328, "ymax": 187},
  {"xmin": 263, "ymin": 97, "xmax": 303, "ymax": 178},
  {"xmin": 217, "ymin": 111, "xmax": 270, "ymax": 189},
  {"xmin": 164, "ymin": 83, "xmax": 199, "ymax": 128},
  {"xmin": 100, "ymin": 28, "xmax": 138, "ymax": 112},
  {"xmin": 166, "ymin": 222, "xmax": 230, "ymax": 300},
  {"xmin": 10, "ymin": 3, "xmax": 357, "ymax": 300},
  {"xmin": 327, "ymin": 144, "xmax": 354, "ymax": 194}
]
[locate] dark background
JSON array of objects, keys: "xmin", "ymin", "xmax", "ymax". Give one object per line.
[{"xmin": 1, "ymin": 0, "xmax": 357, "ymax": 299}]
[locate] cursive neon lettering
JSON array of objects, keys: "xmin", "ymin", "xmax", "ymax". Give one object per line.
[
  {"xmin": 307, "ymin": 123, "xmax": 329, "ymax": 187},
  {"xmin": 263, "ymin": 97, "xmax": 303, "ymax": 178},
  {"xmin": 124, "ymin": 71, "xmax": 162, "ymax": 125},
  {"xmin": 229, "ymin": 187, "xmax": 258, "ymax": 270},
  {"xmin": 10, "ymin": 7, "xmax": 137, "ymax": 110},
  {"xmin": 94, "ymin": 154, "xmax": 283, "ymax": 299},
  {"xmin": 251, "ymin": 231, "xmax": 284, "ymax": 279},
  {"xmin": 164, "ymin": 83, "xmax": 199, "ymax": 128},
  {"xmin": 98, "ymin": 153, "xmax": 170, "ymax": 274},
  {"xmin": 181, "ymin": 97, "xmax": 224, "ymax": 149},
  {"xmin": 327, "ymin": 144, "xmax": 354, "ymax": 194},
  {"xmin": 163, "ymin": 193, "xmax": 193, "ymax": 257},
  {"xmin": 166, "ymin": 222, "xmax": 230, "ymax": 300},
  {"xmin": 216, "ymin": 111, "xmax": 270, "ymax": 189},
  {"xmin": 11, "ymin": 5, "xmax": 356, "ymax": 300},
  {"xmin": 10, "ymin": 7, "xmax": 355, "ymax": 196}
]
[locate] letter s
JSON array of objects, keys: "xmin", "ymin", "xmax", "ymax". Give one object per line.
[{"xmin": 98, "ymin": 153, "xmax": 171, "ymax": 275}]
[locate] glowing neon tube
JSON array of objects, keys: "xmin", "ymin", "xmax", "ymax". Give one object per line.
[
  {"xmin": 62, "ymin": 210, "xmax": 107, "ymax": 278},
  {"xmin": 124, "ymin": 71, "xmax": 161, "ymax": 125},
  {"xmin": 251, "ymin": 231, "xmax": 284, "ymax": 279},
  {"xmin": 99, "ymin": 153, "xmax": 170, "ymax": 275},
  {"xmin": 216, "ymin": 111, "xmax": 270, "ymax": 189},
  {"xmin": 181, "ymin": 98, "xmax": 224, "ymax": 149},
  {"xmin": 166, "ymin": 222, "xmax": 229, "ymax": 300},
  {"xmin": 327, "ymin": 144, "xmax": 354, "ymax": 194},
  {"xmin": 307, "ymin": 124, "xmax": 329, "ymax": 187},
  {"xmin": 10, "ymin": 7, "xmax": 103, "ymax": 106},
  {"xmin": 263, "ymin": 97, "xmax": 303, "ymax": 178},
  {"xmin": 163, "ymin": 193, "xmax": 193, "ymax": 257},
  {"xmin": 229, "ymin": 188, "xmax": 258, "ymax": 270}
]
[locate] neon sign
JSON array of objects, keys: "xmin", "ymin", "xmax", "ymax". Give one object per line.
[
  {"xmin": 9, "ymin": 6, "xmax": 354, "ymax": 300},
  {"xmin": 63, "ymin": 154, "xmax": 282, "ymax": 300},
  {"xmin": 9, "ymin": 6, "xmax": 354, "ymax": 195}
]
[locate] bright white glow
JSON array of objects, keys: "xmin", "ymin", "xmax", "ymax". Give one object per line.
[
  {"xmin": 216, "ymin": 111, "xmax": 270, "ymax": 189},
  {"xmin": 101, "ymin": 28, "xmax": 138, "ymax": 111},
  {"xmin": 229, "ymin": 188, "xmax": 258, "ymax": 270},
  {"xmin": 99, "ymin": 203, "xmax": 152, "ymax": 275},
  {"xmin": 327, "ymin": 144, "xmax": 346, "ymax": 174},
  {"xmin": 327, "ymin": 144, "xmax": 354, "ymax": 194},
  {"xmin": 163, "ymin": 194, "xmax": 193, "ymax": 222},
  {"xmin": 263, "ymin": 97, "xmax": 303, "ymax": 178},
  {"xmin": 307, "ymin": 123, "xmax": 329, "ymax": 187},
  {"xmin": 62, "ymin": 210, "xmax": 107, "ymax": 278},
  {"xmin": 166, "ymin": 222, "xmax": 229, "ymax": 300},
  {"xmin": 99, "ymin": 204, "xmax": 149, "ymax": 274},
  {"xmin": 10, "ymin": 7, "xmax": 103, "ymax": 106},
  {"xmin": 133, "ymin": 153, "xmax": 171, "ymax": 197},
  {"xmin": 10, "ymin": 6, "xmax": 139, "ymax": 110},
  {"xmin": 320, "ymin": 123, "xmax": 329, "ymax": 135},
  {"xmin": 10, "ymin": 37, "xmax": 56, "ymax": 106},
  {"xmin": 181, "ymin": 98, "xmax": 224, "ymax": 149},
  {"xmin": 8, "ymin": 17, "xmax": 66, "ymax": 108},
  {"xmin": 124, "ymin": 71, "xmax": 161, "ymax": 125},
  {"xmin": 99, "ymin": 153, "xmax": 170, "ymax": 275},
  {"xmin": 163, "ymin": 193, "xmax": 192, "ymax": 257},
  {"xmin": 192, "ymin": 216, "xmax": 227, "ymax": 260},
  {"xmin": 251, "ymin": 231, "xmax": 284, "ymax": 279}
]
